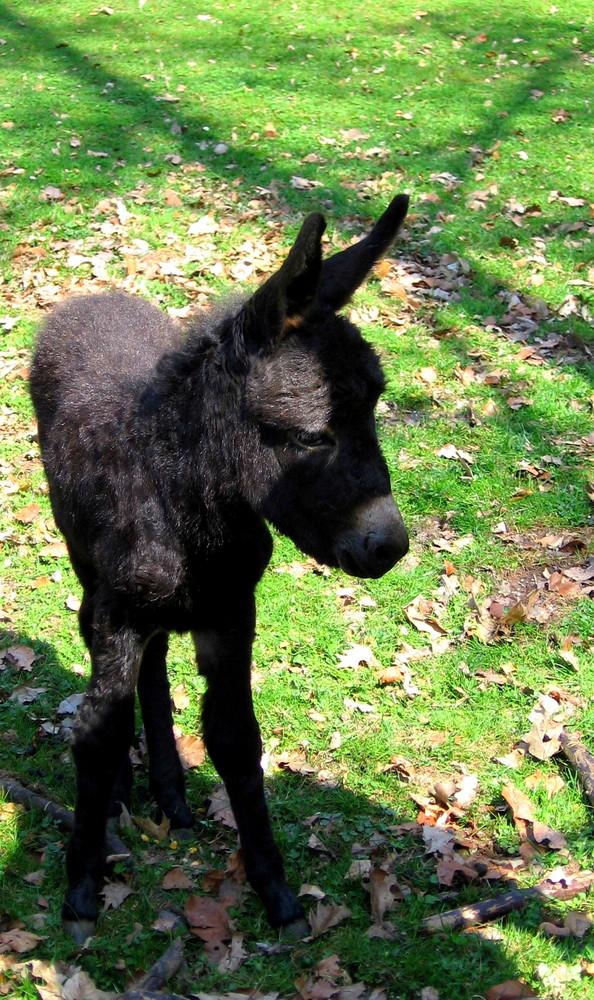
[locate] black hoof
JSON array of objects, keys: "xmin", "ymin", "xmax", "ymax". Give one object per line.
[
  {"xmin": 170, "ymin": 825, "xmax": 195, "ymax": 842},
  {"xmin": 63, "ymin": 917, "xmax": 96, "ymax": 945},
  {"xmin": 280, "ymin": 915, "xmax": 311, "ymax": 940},
  {"xmin": 161, "ymin": 801, "xmax": 195, "ymax": 830}
]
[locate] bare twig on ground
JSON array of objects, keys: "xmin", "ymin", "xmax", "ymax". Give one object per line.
[
  {"xmin": 0, "ymin": 772, "xmax": 131, "ymax": 859},
  {"xmin": 559, "ymin": 730, "xmax": 594, "ymax": 806},
  {"xmin": 423, "ymin": 870, "xmax": 594, "ymax": 933},
  {"xmin": 122, "ymin": 938, "xmax": 186, "ymax": 1000}
]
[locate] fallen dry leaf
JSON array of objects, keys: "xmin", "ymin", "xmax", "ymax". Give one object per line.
[
  {"xmin": 308, "ymin": 900, "xmax": 352, "ymax": 938},
  {"xmin": 101, "ymin": 882, "xmax": 133, "ymax": 911},
  {"xmin": 336, "ymin": 643, "xmax": 379, "ymax": 669},
  {"xmin": 521, "ymin": 693, "xmax": 566, "ymax": 761},
  {"xmin": 405, "ymin": 594, "xmax": 449, "ymax": 639},
  {"xmin": 9, "ymin": 685, "xmax": 46, "ymax": 705},
  {"xmin": 485, "ymin": 980, "xmax": 538, "ymax": 1000},
  {"xmin": 502, "ymin": 783, "xmax": 567, "ymax": 850},
  {"xmin": 0, "ymin": 929, "xmax": 44, "ymax": 954},
  {"xmin": 206, "ymin": 784, "xmax": 237, "ymax": 828},
  {"xmin": 133, "ymin": 814, "xmax": 171, "ymax": 839},
  {"xmin": 184, "ymin": 894, "xmax": 230, "ymax": 942},
  {"xmin": 0, "ymin": 645, "xmax": 36, "ymax": 670},
  {"xmin": 14, "ymin": 503, "xmax": 41, "ymax": 523},
  {"xmin": 175, "ymin": 732, "xmax": 206, "ymax": 769},
  {"xmin": 365, "ymin": 867, "xmax": 404, "ymax": 923},
  {"xmin": 162, "ymin": 867, "xmax": 194, "ymax": 891}
]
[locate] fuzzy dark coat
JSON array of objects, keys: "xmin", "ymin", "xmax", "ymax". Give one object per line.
[{"xmin": 29, "ymin": 194, "xmax": 410, "ymax": 942}]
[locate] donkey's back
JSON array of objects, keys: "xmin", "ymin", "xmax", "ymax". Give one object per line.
[{"xmin": 31, "ymin": 291, "xmax": 181, "ymax": 435}]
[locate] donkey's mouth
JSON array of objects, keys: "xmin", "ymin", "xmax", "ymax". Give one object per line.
[
  {"xmin": 333, "ymin": 495, "xmax": 409, "ymax": 578},
  {"xmin": 335, "ymin": 533, "xmax": 408, "ymax": 579}
]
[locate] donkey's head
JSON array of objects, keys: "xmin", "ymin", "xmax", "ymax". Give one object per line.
[{"xmin": 232, "ymin": 195, "xmax": 410, "ymax": 579}]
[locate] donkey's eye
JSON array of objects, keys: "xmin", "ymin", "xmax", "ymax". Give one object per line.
[{"xmin": 288, "ymin": 428, "xmax": 336, "ymax": 452}]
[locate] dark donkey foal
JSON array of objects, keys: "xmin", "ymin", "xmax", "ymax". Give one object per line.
[{"xmin": 29, "ymin": 194, "xmax": 410, "ymax": 943}]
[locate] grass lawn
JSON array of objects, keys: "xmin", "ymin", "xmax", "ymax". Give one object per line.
[{"xmin": 1, "ymin": 1, "xmax": 593, "ymax": 998}]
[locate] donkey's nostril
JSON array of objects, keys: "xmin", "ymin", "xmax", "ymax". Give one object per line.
[{"xmin": 372, "ymin": 542, "xmax": 399, "ymax": 569}]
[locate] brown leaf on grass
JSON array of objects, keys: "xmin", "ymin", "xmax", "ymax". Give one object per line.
[
  {"xmin": 380, "ymin": 276, "xmax": 408, "ymax": 299},
  {"xmin": 14, "ymin": 503, "xmax": 41, "ymax": 523},
  {"xmin": 500, "ymin": 591, "xmax": 539, "ymax": 626},
  {"xmin": 298, "ymin": 883, "xmax": 326, "ymax": 900},
  {"xmin": 531, "ymin": 820, "xmax": 567, "ymax": 850},
  {"xmin": 525, "ymin": 771, "xmax": 565, "ymax": 797},
  {"xmin": 377, "ymin": 663, "xmax": 419, "ymax": 697},
  {"xmin": 341, "ymin": 127, "xmax": 371, "ymax": 141},
  {"xmin": 501, "ymin": 783, "xmax": 535, "ymax": 844},
  {"xmin": 23, "ymin": 869, "xmax": 45, "ymax": 886},
  {"xmin": 494, "ymin": 749, "xmax": 526, "ymax": 769},
  {"xmin": 184, "ymin": 894, "xmax": 231, "ymax": 943},
  {"xmin": 308, "ymin": 900, "xmax": 352, "ymax": 938},
  {"xmin": 39, "ymin": 540, "xmax": 68, "ymax": 558},
  {"xmin": 539, "ymin": 910, "xmax": 592, "ymax": 938},
  {"xmin": 561, "ymin": 557, "xmax": 594, "ymax": 582},
  {"xmin": 59, "ymin": 968, "xmax": 115, "ymax": 999},
  {"xmin": 365, "ymin": 867, "xmax": 404, "ymax": 923},
  {"xmin": 485, "ymin": 981, "xmax": 538, "ymax": 1000},
  {"xmin": 548, "ymin": 572, "xmax": 582, "ymax": 597},
  {"xmin": 9, "ymin": 685, "xmax": 46, "ymax": 705},
  {"xmin": 101, "ymin": 882, "xmax": 133, "ymax": 911},
  {"xmin": 217, "ymin": 931, "xmax": 247, "ymax": 973},
  {"xmin": 163, "ymin": 188, "xmax": 182, "ymax": 207},
  {"xmin": 433, "ymin": 773, "xmax": 478, "ymax": 811},
  {"xmin": 175, "ymin": 733, "xmax": 206, "ymax": 769},
  {"xmin": 422, "ymin": 825, "xmax": 456, "ymax": 855},
  {"xmin": 162, "ymin": 866, "xmax": 194, "ymax": 890},
  {"xmin": 521, "ymin": 693, "xmax": 566, "ymax": 760},
  {"xmin": 435, "ymin": 854, "xmax": 477, "ymax": 886},
  {"xmin": 502, "ymin": 783, "xmax": 567, "ymax": 850},
  {"xmin": 436, "ymin": 442, "xmax": 475, "ymax": 464},
  {"xmin": 405, "ymin": 595, "xmax": 449, "ymax": 639},
  {"xmin": 171, "ymin": 683, "xmax": 190, "ymax": 711},
  {"xmin": 0, "ymin": 929, "xmax": 45, "ymax": 954},
  {"xmin": 274, "ymin": 748, "xmax": 317, "ymax": 774},
  {"xmin": 40, "ymin": 186, "xmax": 64, "ymax": 202},
  {"xmin": 506, "ymin": 397, "xmax": 533, "ymax": 410},
  {"xmin": 383, "ymin": 754, "xmax": 416, "ymax": 779},
  {"xmin": 0, "ymin": 645, "xmax": 37, "ymax": 671},
  {"xmin": 206, "ymin": 783, "xmax": 237, "ymax": 828},
  {"xmin": 133, "ymin": 814, "xmax": 171, "ymax": 839}
]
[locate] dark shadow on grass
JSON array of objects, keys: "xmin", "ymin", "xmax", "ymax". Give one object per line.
[
  {"xmin": 2, "ymin": 622, "xmax": 593, "ymax": 996},
  {"xmin": 0, "ymin": 622, "xmax": 543, "ymax": 995}
]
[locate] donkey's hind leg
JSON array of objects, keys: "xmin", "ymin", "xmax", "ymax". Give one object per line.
[
  {"xmin": 79, "ymin": 590, "xmax": 133, "ymax": 821},
  {"xmin": 137, "ymin": 631, "xmax": 194, "ymax": 831},
  {"xmin": 63, "ymin": 603, "xmax": 144, "ymax": 943}
]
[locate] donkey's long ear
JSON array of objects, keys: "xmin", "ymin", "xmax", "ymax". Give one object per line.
[
  {"xmin": 317, "ymin": 194, "xmax": 409, "ymax": 311},
  {"xmin": 241, "ymin": 212, "xmax": 326, "ymax": 353}
]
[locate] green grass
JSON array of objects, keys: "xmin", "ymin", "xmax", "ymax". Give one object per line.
[{"xmin": 1, "ymin": 1, "xmax": 594, "ymax": 998}]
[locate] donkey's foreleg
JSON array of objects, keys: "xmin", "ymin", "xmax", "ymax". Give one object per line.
[
  {"xmin": 63, "ymin": 608, "xmax": 145, "ymax": 943},
  {"xmin": 194, "ymin": 608, "xmax": 309, "ymax": 936},
  {"xmin": 137, "ymin": 631, "xmax": 194, "ymax": 830}
]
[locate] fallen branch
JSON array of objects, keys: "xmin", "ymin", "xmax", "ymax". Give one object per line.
[
  {"xmin": 559, "ymin": 730, "xmax": 594, "ymax": 806},
  {"xmin": 0, "ymin": 772, "xmax": 131, "ymax": 859},
  {"xmin": 423, "ymin": 869, "xmax": 594, "ymax": 934},
  {"xmin": 122, "ymin": 938, "xmax": 185, "ymax": 1000}
]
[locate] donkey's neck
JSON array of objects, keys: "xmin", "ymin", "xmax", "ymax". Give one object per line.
[{"xmin": 142, "ymin": 329, "xmax": 259, "ymax": 534}]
